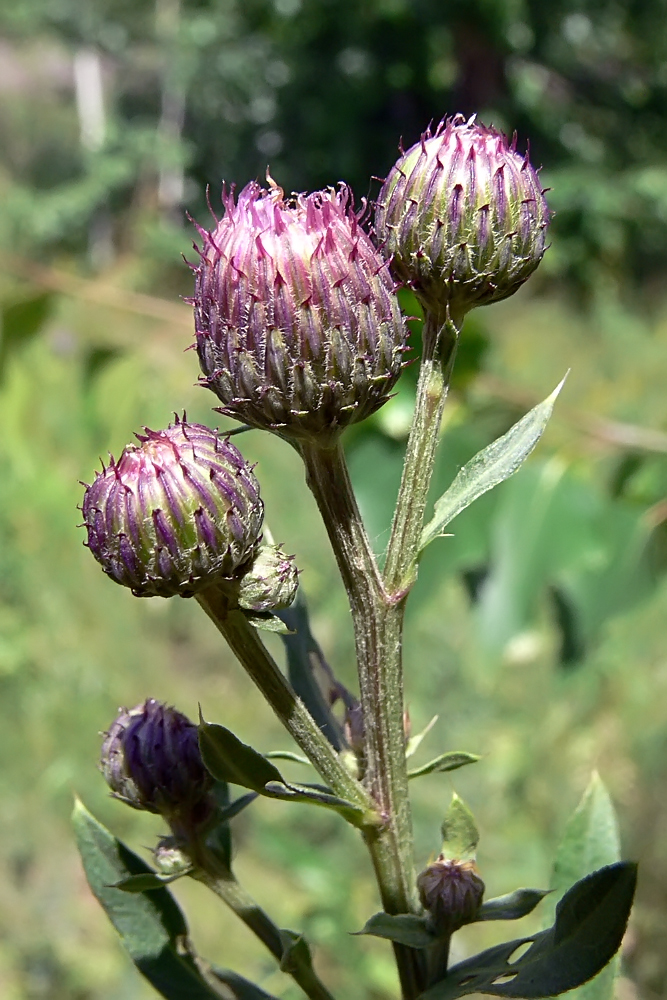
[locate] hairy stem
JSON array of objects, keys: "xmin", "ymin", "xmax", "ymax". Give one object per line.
[
  {"xmin": 300, "ymin": 440, "xmax": 424, "ymax": 999},
  {"xmin": 195, "ymin": 591, "xmax": 374, "ymax": 816},
  {"xmin": 196, "ymin": 867, "xmax": 335, "ymax": 1000}
]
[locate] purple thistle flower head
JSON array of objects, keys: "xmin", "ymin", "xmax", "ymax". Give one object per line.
[
  {"xmin": 417, "ymin": 855, "xmax": 485, "ymax": 935},
  {"xmin": 191, "ymin": 179, "xmax": 408, "ymax": 444},
  {"xmin": 100, "ymin": 699, "xmax": 214, "ymax": 825},
  {"xmin": 375, "ymin": 115, "xmax": 551, "ymax": 318},
  {"xmin": 81, "ymin": 418, "xmax": 263, "ymax": 598}
]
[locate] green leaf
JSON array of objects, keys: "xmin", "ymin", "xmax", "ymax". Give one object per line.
[
  {"xmin": 0, "ymin": 292, "xmax": 53, "ymax": 380},
  {"xmin": 420, "ymin": 377, "xmax": 566, "ymax": 553},
  {"xmin": 405, "ymin": 715, "xmax": 439, "ymax": 759},
  {"xmin": 409, "ymin": 751, "xmax": 480, "ymax": 780},
  {"xmin": 278, "ymin": 929, "xmax": 313, "ymax": 974},
  {"xmin": 264, "ymin": 751, "xmax": 311, "ymax": 765},
  {"xmin": 72, "ymin": 798, "xmax": 223, "ymax": 1000},
  {"xmin": 243, "ymin": 610, "xmax": 293, "ymax": 634},
  {"xmin": 356, "ymin": 912, "xmax": 435, "ymax": 949},
  {"xmin": 112, "ymin": 871, "xmax": 192, "ymax": 892},
  {"xmin": 216, "ymin": 791, "xmax": 259, "ymax": 824},
  {"xmin": 476, "ymin": 889, "xmax": 551, "ymax": 922},
  {"xmin": 199, "ymin": 721, "xmax": 284, "ymax": 791},
  {"xmin": 263, "ymin": 780, "xmax": 367, "ymax": 826},
  {"xmin": 210, "ymin": 968, "xmax": 279, "ymax": 1000},
  {"xmin": 542, "ymin": 773, "xmax": 622, "ymax": 1000},
  {"xmin": 421, "ymin": 862, "xmax": 637, "ymax": 1000},
  {"xmin": 440, "ymin": 793, "xmax": 479, "ymax": 861}
]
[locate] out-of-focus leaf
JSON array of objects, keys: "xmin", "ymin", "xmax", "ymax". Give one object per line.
[
  {"xmin": 278, "ymin": 590, "xmax": 345, "ymax": 750},
  {"xmin": 112, "ymin": 871, "xmax": 192, "ymax": 892},
  {"xmin": 542, "ymin": 773, "xmax": 622, "ymax": 1000},
  {"xmin": 0, "ymin": 292, "xmax": 53, "ymax": 379},
  {"xmin": 356, "ymin": 912, "xmax": 435, "ymax": 948},
  {"xmin": 440, "ymin": 793, "xmax": 479, "ymax": 861},
  {"xmin": 476, "ymin": 888, "xmax": 551, "ymax": 922},
  {"xmin": 72, "ymin": 798, "xmax": 223, "ymax": 1000},
  {"xmin": 408, "ymin": 751, "xmax": 480, "ymax": 780},
  {"xmin": 420, "ymin": 378, "xmax": 566, "ymax": 553},
  {"xmin": 421, "ymin": 863, "xmax": 637, "ymax": 1000}
]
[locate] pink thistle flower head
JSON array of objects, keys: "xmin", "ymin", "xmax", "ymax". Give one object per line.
[
  {"xmin": 192, "ymin": 178, "xmax": 408, "ymax": 444},
  {"xmin": 375, "ymin": 115, "xmax": 551, "ymax": 318}
]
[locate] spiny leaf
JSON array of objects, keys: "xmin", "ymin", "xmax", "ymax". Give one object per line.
[{"xmin": 420, "ymin": 376, "xmax": 567, "ymax": 553}]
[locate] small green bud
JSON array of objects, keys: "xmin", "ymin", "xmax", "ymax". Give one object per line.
[
  {"xmin": 237, "ymin": 542, "xmax": 299, "ymax": 613},
  {"xmin": 417, "ymin": 855, "xmax": 485, "ymax": 935},
  {"xmin": 191, "ymin": 179, "xmax": 409, "ymax": 444},
  {"xmin": 375, "ymin": 115, "xmax": 550, "ymax": 317},
  {"xmin": 81, "ymin": 418, "xmax": 263, "ymax": 598}
]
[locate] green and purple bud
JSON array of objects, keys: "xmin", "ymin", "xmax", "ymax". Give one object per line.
[
  {"xmin": 417, "ymin": 855, "xmax": 485, "ymax": 935},
  {"xmin": 375, "ymin": 115, "xmax": 550, "ymax": 317},
  {"xmin": 81, "ymin": 418, "xmax": 263, "ymax": 598},
  {"xmin": 101, "ymin": 699, "xmax": 214, "ymax": 829},
  {"xmin": 191, "ymin": 179, "xmax": 408, "ymax": 444},
  {"xmin": 237, "ymin": 541, "xmax": 299, "ymax": 613}
]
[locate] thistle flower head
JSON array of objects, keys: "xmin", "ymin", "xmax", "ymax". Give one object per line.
[
  {"xmin": 81, "ymin": 418, "xmax": 263, "ymax": 598},
  {"xmin": 100, "ymin": 699, "xmax": 214, "ymax": 826},
  {"xmin": 375, "ymin": 115, "xmax": 550, "ymax": 317},
  {"xmin": 417, "ymin": 855, "xmax": 485, "ymax": 934},
  {"xmin": 192, "ymin": 179, "xmax": 408, "ymax": 444}
]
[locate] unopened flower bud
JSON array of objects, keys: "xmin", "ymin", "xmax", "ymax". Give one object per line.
[
  {"xmin": 81, "ymin": 418, "xmax": 263, "ymax": 598},
  {"xmin": 192, "ymin": 179, "xmax": 408, "ymax": 444},
  {"xmin": 237, "ymin": 542, "xmax": 299, "ymax": 613},
  {"xmin": 101, "ymin": 699, "xmax": 214, "ymax": 828},
  {"xmin": 417, "ymin": 855, "xmax": 485, "ymax": 934},
  {"xmin": 375, "ymin": 115, "xmax": 550, "ymax": 317}
]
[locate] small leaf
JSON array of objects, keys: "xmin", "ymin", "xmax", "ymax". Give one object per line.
[
  {"xmin": 199, "ymin": 721, "xmax": 284, "ymax": 791},
  {"xmin": 210, "ymin": 968, "xmax": 279, "ymax": 1000},
  {"xmin": 279, "ymin": 930, "xmax": 313, "ymax": 974},
  {"xmin": 476, "ymin": 889, "xmax": 551, "ymax": 922},
  {"xmin": 112, "ymin": 871, "xmax": 192, "ymax": 892},
  {"xmin": 72, "ymin": 798, "xmax": 223, "ymax": 1000},
  {"xmin": 243, "ymin": 610, "xmax": 293, "ymax": 634},
  {"xmin": 356, "ymin": 912, "xmax": 435, "ymax": 949},
  {"xmin": 406, "ymin": 715, "xmax": 439, "ymax": 759},
  {"xmin": 421, "ymin": 862, "xmax": 637, "ymax": 1000},
  {"xmin": 263, "ymin": 781, "xmax": 367, "ymax": 826},
  {"xmin": 216, "ymin": 792, "xmax": 259, "ymax": 825},
  {"xmin": 441, "ymin": 793, "xmax": 479, "ymax": 861},
  {"xmin": 0, "ymin": 292, "xmax": 53, "ymax": 380},
  {"xmin": 264, "ymin": 751, "xmax": 311, "ymax": 765},
  {"xmin": 409, "ymin": 751, "xmax": 480, "ymax": 780},
  {"xmin": 420, "ymin": 376, "xmax": 567, "ymax": 553}
]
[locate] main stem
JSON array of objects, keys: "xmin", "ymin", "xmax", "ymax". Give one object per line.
[
  {"xmin": 195, "ymin": 591, "xmax": 373, "ymax": 815},
  {"xmin": 300, "ymin": 440, "xmax": 423, "ymax": 999}
]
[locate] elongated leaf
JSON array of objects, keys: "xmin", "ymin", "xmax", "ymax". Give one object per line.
[
  {"xmin": 543, "ymin": 773, "xmax": 622, "ymax": 1000},
  {"xmin": 406, "ymin": 715, "xmax": 439, "ymax": 759},
  {"xmin": 113, "ymin": 871, "xmax": 192, "ymax": 893},
  {"xmin": 421, "ymin": 862, "xmax": 637, "ymax": 1000},
  {"xmin": 278, "ymin": 591, "xmax": 345, "ymax": 750},
  {"xmin": 263, "ymin": 780, "xmax": 366, "ymax": 826},
  {"xmin": 420, "ymin": 377, "xmax": 566, "ymax": 553},
  {"xmin": 264, "ymin": 751, "xmax": 311, "ymax": 765},
  {"xmin": 210, "ymin": 968, "xmax": 279, "ymax": 1000},
  {"xmin": 476, "ymin": 888, "xmax": 551, "ymax": 922},
  {"xmin": 409, "ymin": 751, "xmax": 480, "ymax": 780},
  {"xmin": 356, "ymin": 912, "xmax": 435, "ymax": 949},
  {"xmin": 199, "ymin": 722, "xmax": 284, "ymax": 791},
  {"xmin": 216, "ymin": 792, "xmax": 259, "ymax": 825},
  {"xmin": 72, "ymin": 798, "xmax": 223, "ymax": 1000},
  {"xmin": 441, "ymin": 793, "xmax": 479, "ymax": 861}
]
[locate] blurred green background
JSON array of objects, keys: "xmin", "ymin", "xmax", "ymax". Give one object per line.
[{"xmin": 1, "ymin": 0, "xmax": 667, "ymax": 998}]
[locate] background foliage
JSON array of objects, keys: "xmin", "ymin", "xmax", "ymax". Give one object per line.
[{"xmin": 0, "ymin": 1, "xmax": 667, "ymax": 998}]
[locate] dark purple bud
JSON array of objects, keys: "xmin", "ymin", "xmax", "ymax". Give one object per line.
[
  {"xmin": 375, "ymin": 115, "xmax": 550, "ymax": 317},
  {"xmin": 81, "ymin": 418, "xmax": 263, "ymax": 598},
  {"xmin": 191, "ymin": 179, "xmax": 408, "ymax": 444},
  {"xmin": 417, "ymin": 855, "xmax": 485, "ymax": 935},
  {"xmin": 100, "ymin": 700, "xmax": 214, "ymax": 827}
]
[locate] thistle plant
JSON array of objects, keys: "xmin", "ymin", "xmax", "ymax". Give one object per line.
[{"xmin": 75, "ymin": 115, "xmax": 636, "ymax": 1000}]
